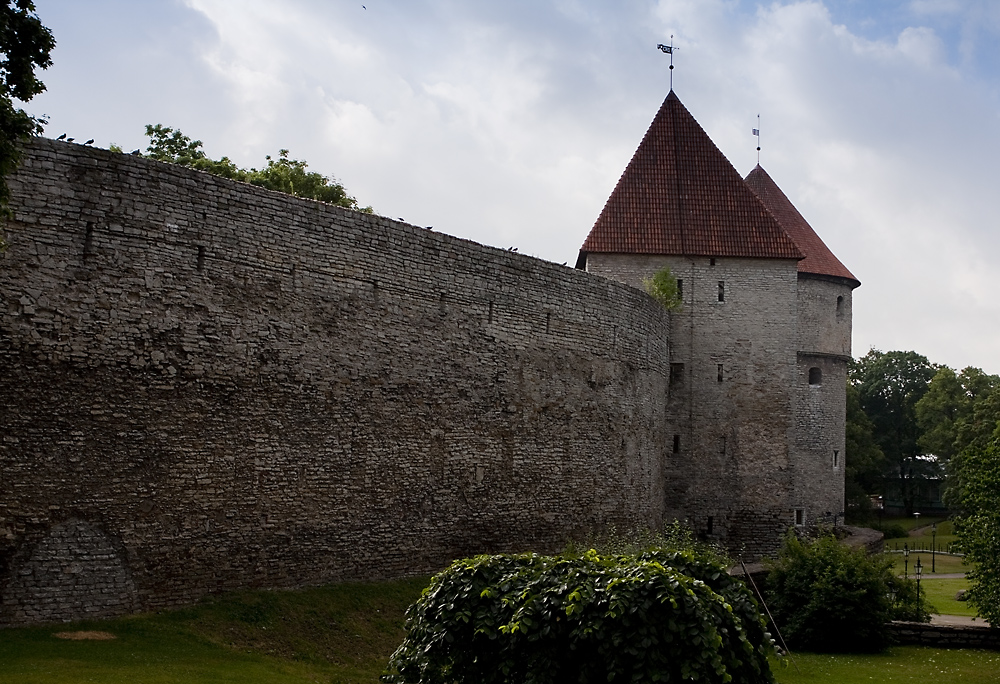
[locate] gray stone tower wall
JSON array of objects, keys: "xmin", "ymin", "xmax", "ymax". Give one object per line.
[
  {"xmin": 793, "ymin": 275, "xmax": 854, "ymax": 525},
  {"xmin": 0, "ymin": 139, "xmax": 671, "ymax": 626},
  {"xmin": 583, "ymin": 253, "xmax": 803, "ymax": 557}
]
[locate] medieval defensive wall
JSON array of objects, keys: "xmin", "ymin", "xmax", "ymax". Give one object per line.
[{"xmin": 0, "ymin": 138, "xmax": 672, "ymax": 626}]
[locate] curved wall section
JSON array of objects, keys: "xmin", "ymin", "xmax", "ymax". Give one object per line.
[{"xmin": 0, "ymin": 139, "xmax": 671, "ymax": 624}]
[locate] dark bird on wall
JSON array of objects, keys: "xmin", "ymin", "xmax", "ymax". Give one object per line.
[
  {"xmin": 56, "ymin": 133, "xmax": 66, "ymax": 140},
  {"xmin": 130, "ymin": 149, "xmax": 141, "ymax": 155},
  {"xmin": 66, "ymin": 138, "xmax": 75, "ymax": 143},
  {"xmin": 84, "ymin": 139, "xmax": 94, "ymax": 145}
]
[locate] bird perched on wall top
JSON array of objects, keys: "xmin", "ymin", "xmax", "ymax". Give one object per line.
[
  {"xmin": 84, "ymin": 139, "xmax": 94, "ymax": 145},
  {"xmin": 56, "ymin": 133, "xmax": 66, "ymax": 140}
]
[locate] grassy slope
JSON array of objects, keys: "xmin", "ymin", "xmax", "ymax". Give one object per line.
[
  {"xmin": 0, "ymin": 577, "xmax": 428, "ymax": 684},
  {"xmin": 2, "ymin": 573, "xmax": 996, "ymax": 684}
]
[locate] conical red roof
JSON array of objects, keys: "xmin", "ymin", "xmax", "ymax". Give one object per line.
[
  {"xmin": 744, "ymin": 165, "xmax": 859, "ymax": 286},
  {"xmin": 578, "ymin": 91, "xmax": 803, "ymax": 265}
]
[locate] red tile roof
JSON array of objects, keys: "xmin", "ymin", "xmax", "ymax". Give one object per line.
[
  {"xmin": 578, "ymin": 91, "xmax": 803, "ymax": 265},
  {"xmin": 744, "ymin": 165, "xmax": 859, "ymax": 286}
]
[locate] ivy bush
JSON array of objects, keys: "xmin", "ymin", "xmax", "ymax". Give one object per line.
[
  {"xmin": 382, "ymin": 549, "xmax": 775, "ymax": 684},
  {"xmin": 766, "ymin": 532, "xmax": 930, "ymax": 653}
]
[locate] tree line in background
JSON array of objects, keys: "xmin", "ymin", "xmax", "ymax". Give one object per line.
[{"xmin": 846, "ymin": 349, "xmax": 1000, "ymax": 518}]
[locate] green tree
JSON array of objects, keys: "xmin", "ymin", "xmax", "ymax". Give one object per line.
[
  {"xmin": 0, "ymin": 0, "xmax": 54, "ymax": 239},
  {"xmin": 916, "ymin": 366, "xmax": 999, "ymax": 460},
  {"xmin": 851, "ymin": 350, "xmax": 936, "ymax": 515},
  {"xmin": 947, "ymin": 438, "xmax": 1000, "ymax": 625},
  {"xmin": 765, "ymin": 532, "xmax": 929, "ymax": 653},
  {"xmin": 642, "ymin": 266, "xmax": 682, "ymax": 311},
  {"xmin": 142, "ymin": 124, "xmax": 371, "ymax": 212},
  {"xmin": 844, "ymin": 381, "xmax": 885, "ymax": 518}
]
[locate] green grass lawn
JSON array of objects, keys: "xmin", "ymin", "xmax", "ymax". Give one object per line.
[
  {"xmin": 2, "ymin": 574, "xmax": 998, "ymax": 684},
  {"xmin": 887, "ymin": 551, "xmax": 968, "ymax": 576},
  {"xmin": 773, "ymin": 647, "xmax": 1000, "ymax": 683},
  {"xmin": 919, "ymin": 578, "xmax": 979, "ymax": 618},
  {"xmin": 0, "ymin": 576, "xmax": 429, "ymax": 684}
]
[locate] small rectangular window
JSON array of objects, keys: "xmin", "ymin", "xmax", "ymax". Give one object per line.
[
  {"xmin": 673, "ymin": 434, "xmax": 681, "ymax": 454},
  {"xmin": 717, "ymin": 364, "xmax": 724, "ymax": 382},
  {"xmin": 677, "ymin": 279, "xmax": 683, "ymax": 298},
  {"xmin": 833, "ymin": 450, "xmax": 840, "ymax": 469},
  {"xmin": 707, "ymin": 516, "xmax": 714, "ymax": 534},
  {"xmin": 718, "ymin": 281, "xmax": 725, "ymax": 302},
  {"xmin": 710, "ymin": 258, "xmax": 716, "ymax": 266},
  {"xmin": 670, "ymin": 363, "xmax": 685, "ymax": 386},
  {"xmin": 794, "ymin": 509, "xmax": 805, "ymax": 526}
]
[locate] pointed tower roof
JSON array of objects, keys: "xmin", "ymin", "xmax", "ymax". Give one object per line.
[
  {"xmin": 577, "ymin": 91, "xmax": 803, "ymax": 267},
  {"xmin": 744, "ymin": 165, "xmax": 859, "ymax": 287}
]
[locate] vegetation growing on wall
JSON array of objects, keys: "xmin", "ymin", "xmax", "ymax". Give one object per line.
[
  {"xmin": 643, "ymin": 266, "xmax": 682, "ymax": 311},
  {"xmin": 383, "ymin": 549, "xmax": 775, "ymax": 684},
  {"xmin": 766, "ymin": 532, "xmax": 929, "ymax": 653},
  {"xmin": 134, "ymin": 124, "xmax": 373, "ymax": 213},
  {"xmin": 0, "ymin": 0, "xmax": 54, "ymax": 246}
]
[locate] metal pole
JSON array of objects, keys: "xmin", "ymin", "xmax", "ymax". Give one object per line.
[{"xmin": 932, "ymin": 524, "xmax": 936, "ymax": 573}]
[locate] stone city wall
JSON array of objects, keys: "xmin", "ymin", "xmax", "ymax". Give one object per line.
[{"xmin": 0, "ymin": 139, "xmax": 671, "ymax": 625}]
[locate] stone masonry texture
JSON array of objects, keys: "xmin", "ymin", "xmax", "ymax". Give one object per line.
[{"xmin": 0, "ymin": 139, "xmax": 672, "ymax": 626}]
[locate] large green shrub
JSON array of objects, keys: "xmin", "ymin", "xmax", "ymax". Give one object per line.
[
  {"xmin": 383, "ymin": 549, "xmax": 775, "ymax": 684},
  {"xmin": 766, "ymin": 533, "xmax": 929, "ymax": 653}
]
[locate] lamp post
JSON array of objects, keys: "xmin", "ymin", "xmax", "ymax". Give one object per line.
[
  {"xmin": 932, "ymin": 523, "xmax": 937, "ymax": 573},
  {"xmin": 877, "ymin": 496, "xmax": 884, "ymax": 531},
  {"xmin": 904, "ymin": 543, "xmax": 909, "ymax": 579},
  {"xmin": 915, "ymin": 557, "xmax": 923, "ymax": 604}
]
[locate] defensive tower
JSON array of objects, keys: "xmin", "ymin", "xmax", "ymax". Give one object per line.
[{"xmin": 578, "ymin": 90, "xmax": 859, "ymax": 555}]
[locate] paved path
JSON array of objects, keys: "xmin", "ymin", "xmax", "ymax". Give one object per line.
[
  {"xmin": 930, "ymin": 614, "xmax": 989, "ymax": 627},
  {"xmin": 920, "ymin": 572, "xmax": 966, "ymax": 579}
]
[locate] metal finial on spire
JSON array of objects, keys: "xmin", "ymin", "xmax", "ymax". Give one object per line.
[
  {"xmin": 656, "ymin": 36, "xmax": 679, "ymax": 90},
  {"xmin": 752, "ymin": 114, "xmax": 761, "ymax": 164}
]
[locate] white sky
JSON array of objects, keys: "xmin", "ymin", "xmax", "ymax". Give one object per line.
[{"xmin": 28, "ymin": 0, "xmax": 1000, "ymax": 374}]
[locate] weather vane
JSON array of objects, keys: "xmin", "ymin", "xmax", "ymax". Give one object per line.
[
  {"xmin": 752, "ymin": 114, "xmax": 761, "ymax": 164},
  {"xmin": 656, "ymin": 36, "xmax": 679, "ymax": 90}
]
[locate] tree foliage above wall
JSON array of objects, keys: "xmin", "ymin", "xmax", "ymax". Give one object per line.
[
  {"xmin": 0, "ymin": 0, "xmax": 54, "ymax": 239},
  {"xmin": 137, "ymin": 124, "xmax": 373, "ymax": 213}
]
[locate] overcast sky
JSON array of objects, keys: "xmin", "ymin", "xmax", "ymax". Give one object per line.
[{"xmin": 27, "ymin": 0, "xmax": 1000, "ymax": 374}]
